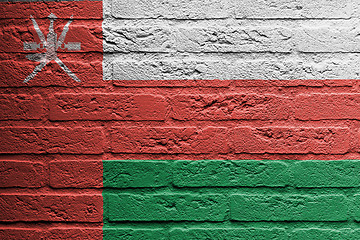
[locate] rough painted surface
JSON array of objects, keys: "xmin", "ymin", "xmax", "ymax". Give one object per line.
[
  {"xmin": 103, "ymin": 0, "xmax": 360, "ymax": 80},
  {"xmin": 3, "ymin": 79, "xmax": 360, "ymax": 238},
  {"xmin": 103, "ymin": 160, "xmax": 360, "ymax": 239},
  {"xmin": 0, "ymin": 1, "xmax": 102, "ymax": 86},
  {"xmin": 2, "ymin": 0, "xmax": 360, "ymax": 239},
  {"xmin": 0, "ymin": 1, "xmax": 104, "ymax": 239}
]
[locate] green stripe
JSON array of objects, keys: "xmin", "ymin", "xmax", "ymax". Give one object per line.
[{"xmin": 103, "ymin": 160, "xmax": 360, "ymax": 239}]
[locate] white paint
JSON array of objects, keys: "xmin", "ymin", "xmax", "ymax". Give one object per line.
[{"xmin": 103, "ymin": 0, "xmax": 360, "ymax": 80}]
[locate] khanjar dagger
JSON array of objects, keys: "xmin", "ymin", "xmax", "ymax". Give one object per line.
[{"xmin": 23, "ymin": 13, "xmax": 81, "ymax": 83}]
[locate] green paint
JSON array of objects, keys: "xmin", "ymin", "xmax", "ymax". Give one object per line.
[
  {"xmin": 174, "ymin": 160, "xmax": 289, "ymax": 187},
  {"xmin": 102, "ymin": 160, "xmax": 360, "ymax": 239},
  {"xmin": 103, "ymin": 160, "xmax": 170, "ymax": 188},
  {"xmin": 170, "ymin": 228, "xmax": 287, "ymax": 240},
  {"xmin": 230, "ymin": 194, "xmax": 348, "ymax": 221}
]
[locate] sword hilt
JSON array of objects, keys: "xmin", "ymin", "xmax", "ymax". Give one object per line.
[
  {"xmin": 59, "ymin": 42, "xmax": 81, "ymax": 51},
  {"xmin": 24, "ymin": 42, "xmax": 44, "ymax": 51}
]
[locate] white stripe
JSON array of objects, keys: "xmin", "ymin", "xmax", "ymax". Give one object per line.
[{"xmin": 103, "ymin": 0, "xmax": 360, "ymax": 80}]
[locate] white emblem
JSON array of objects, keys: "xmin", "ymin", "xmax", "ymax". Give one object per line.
[{"xmin": 23, "ymin": 13, "xmax": 81, "ymax": 83}]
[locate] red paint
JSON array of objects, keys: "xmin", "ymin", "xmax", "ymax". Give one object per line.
[
  {"xmin": 1, "ymin": 1, "xmax": 102, "ymax": 19},
  {"xmin": 110, "ymin": 127, "xmax": 230, "ymax": 154},
  {"xmin": 170, "ymin": 94, "xmax": 291, "ymax": 120},
  {"xmin": 229, "ymin": 127, "xmax": 351, "ymax": 154},
  {"xmin": 0, "ymin": 94, "xmax": 44, "ymax": 120},
  {"xmin": 294, "ymin": 94, "xmax": 360, "ymax": 120},
  {"xmin": 0, "ymin": 194, "xmax": 102, "ymax": 222},
  {"xmin": 0, "ymin": 228, "xmax": 102, "ymax": 240},
  {"xmin": 0, "ymin": 127, "xmax": 105, "ymax": 154},
  {"xmin": 50, "ymin": 160, "xmax": 103, "ymax": 188},
  {"xmin": 0, "ymin": 1, "xmax": 102, "ymax": 86},
  {"xmin": 0, "ymin": 161, "xmax": 45, "ymax": 188},
  {"xmin": 49, "ymin": 94, "xmax": 168, "ymax": 121}
]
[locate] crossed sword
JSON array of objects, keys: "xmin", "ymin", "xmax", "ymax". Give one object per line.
[{"xmin": 24, "ymin": 13, "xmax": 81, "ymax": 83}]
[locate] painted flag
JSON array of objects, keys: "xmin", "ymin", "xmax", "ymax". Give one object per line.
[{"xmin": 1, "ymin": 0, "xmax": 360, "ymax": 239}]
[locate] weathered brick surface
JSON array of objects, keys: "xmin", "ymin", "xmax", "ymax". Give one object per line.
[
  {"xmin": 171, "ymin": 94, "xmax": 291, "ymax": 120},
  {"xmin": 103, "ymin": 160, "xmax": 360, "ymax": 189},
  {"xmin": 233, "ymin": 0, "xmax": 355, "ymax": 19},
  {"xmin": 170, "ymin": 228, "xmax": 287, "ymax": 240},
  {"xmin": 50, "ymin": 161, "xmax": 103, "ymax": 188},
  {"xmin": 230, "ymin": 194, "xmax": 349, "ymax": 221},
  {"xmin": 0, "ymin": 228, "xmax": 103, "ymax": 240},
  {"xmin": 1, "ymin": 1, "xmax": 103, "ymax": 19},
  {"xmin": 104, "ymin": 26, "xmax": 293, "ymax": 53},
  {"xmin": 102, "ymin": 160, "xmax": 360, "ymax": 238},
  {"xmin": 0, "ymin": 194, "xmax": 102, "ymax": 222},
  {"xmin": 0, "ymin": 229, "xmax": 43, "ymax": 240},
  {"xmin": 103, "ymin": 160, "xmax": 170, "ymax": 188},
  {"xmin": 50, "ymin": 93, "xmax": 167, "ymax": 121},
  {"xmin": 112, "ymin": 0, "xmax": 355, "ymax": 20},
  {"xmin": 0, "ymin": 161, "xmax": 45, "ymax": 188},
  {"xmin": 229, "ymin": 127, "xmax": 351, "ymax": 154},
  {"xmin": 0, "ymin": 94, "xmax": 44, "ymax": 120},
  {"xmin": 109, "ymin": 127, "xmax": 229, "ymax": 154},
  {"xmin": 291, "ymin": 229, "xmax": 349, "ymax": 240},
  {"xmin": 103, "ymin": 0, "xmax": 360, "ymax": 80},
  {"xmin": 0, "ymin": 127, "xmax": 104, "ymax": 154},
  {"xmin": 106, "ymin": 193, "xmax": 226, "ymax": 221},
  {"xmin": 112, "ymin": 0, "xmax": 230, "ymax": 19},
  {"xmin": 104, "ymin": 229, "xmax": 166, "ymax": 240},
  {"xmin": 110, "ymin": 59, "xmax": 360, "ymax": 80},
  {"xmin": 291, "ymin": 160, "xmax": 360, "ymax": 187},
  {"xmin": 3, "ymin": 0, "xmax": 360, "ymax": 237},
  {"xmin": 0, "ymin": 56, "xmax": 104, "ymax": 87},
  {"xmin": 0, "ymin": 20, "xmax": 102, "ymax": 53},
  {"xmin": 173, "ymin": 160, "xmax": 289, "ymax": 187},
  {"xmin": 294, "ymin": 94, "xmax": 360, "ymax": 120}
]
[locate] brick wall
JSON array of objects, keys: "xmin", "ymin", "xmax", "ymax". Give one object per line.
[
  {"xmin": 2, "ymin": 0, "xmax": 360, "ymax": 239},
  {"xmin": 103, "ymin": 0, "xmax": 360, "ymax": 80}
]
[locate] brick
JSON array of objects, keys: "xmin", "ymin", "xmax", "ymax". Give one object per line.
[
  {"xmin": 103, "ymin": 160, "xmax": 170, "ymax": 188},
  {"xmin": 0, "ymin": 19, "xmax": 102, "ymax": 53},
  {"xmin": 352, "ymin": 195, "xmax": 360, "ymax": 221},
  {"xmin": 0, "ymin": 127, "xmax": 104, "ymax": 154},
  {"xmin": 234, "ymin": 0, "xmax": 354, "ymax": 19},
  {"xmin": 294, "ymin": 94, "xmax": 360, "ymax": 120},
  {"xmin": 104, "ymin": 26, "xmax": 292, "ymax": 53},
  {"xmin": 351, "ymin": 230, "xmax": 360, "ymax": 239},
  {"xmin": 0, "ymin": 229, "xmax": 43, "ymax": 240},
  {"xmin": 229, "ymin": 127, "xmax": 350, "ymax": 154},
  {"xmin": 291, "ymin": 160, "xmax": 360, "ymax": 188},
  {"xmin": 0, "ymin": 228, "xmax": 102, "ymax": 240},
  {"xmin": 170, "ymin": 228, "xmax": 287, "ymax": 240},
  {"xmin": 112, "ymin": 0, "xmax": 230, "ymax": 19},
  {"xmin": 50, "ymin": 94, "xmax": 167, "ymax": 121},
  {"xmin": 170, "ymin": 94, "xmax": 291, "ymax": 120},
  {"xmin": 106, "ymin": 193, "xmax": 226, "ymax": 221},
  {"xmin": 50, "ymin": 161, "xmax": 102, "ymax": 188},
  {"xmin": 0, "ymin": 161, "xmax": 45, "ymax": 188},
  {"xmin": 230, "ymin": 194, "xmax": 348, "ymax": 221},
  {"xmin": 0, "ymin": 194, "xmax": 102, "ymax": 222},
  {"xmin": 0, "ymin": 1, "xmax": 103, "ymax": 19},
  {"xmin": 109, "ymin": 59, "xmax": 360, "ymax": 80},
  {"xmin": 103, "ymin": 228, "xmax": 166, "ymax": 240},
  {"xmin": 0, "ymin": 55, "xmax": 104, "ymax": 87},
  {"xmin": 292, "ymin": 229, "xmax": 360, "ymax": 240},
  {"xmin": 173, "ymin": 160, "xmax": 289, "ymax": 187},
  {"xmin": 110, "ymin": 127, "xmax": 229, "ymax": 154},
  {"xmin": 48, "ymin": 228, "xmax": 103, "ymax": 240},
  {"xmin": 291, "ymin": 229, "xmax": 350, "ymax": 240},
  {"xmin": 233, "ymin": 80, "xmax": 355, "ymax": 87},
  {"xmin": 297, "ymin": 27, "xmax": 360, "ymax": 53},
  {"xmin": 0, "ymin": 94, "xmax": 44, "ymax": 120}
]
